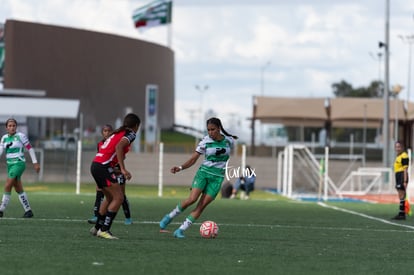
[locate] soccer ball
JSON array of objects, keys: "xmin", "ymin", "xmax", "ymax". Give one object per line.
[{"xmin": 199, "ymin": 220, "xmax": 219, "ymax": 238}]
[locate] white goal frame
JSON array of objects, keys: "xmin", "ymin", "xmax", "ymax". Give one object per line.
[{"xmin": 277, "ymin": 144, "xmax": 397, "ymax": 201}]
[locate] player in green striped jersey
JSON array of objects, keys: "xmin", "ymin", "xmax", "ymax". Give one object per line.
[
  {"xmin": 0, "ymin": 118, "xmax": 40, "ymax": 218},
  {"xmin": 159, "ymin": 117, "xmax": 238, "ymax": 238}
]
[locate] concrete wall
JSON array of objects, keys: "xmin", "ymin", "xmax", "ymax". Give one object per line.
[
  {"xmin": 0, "ymin": 150, "xmax": 388, "ymax": 194},
  {"xmin": 0, "ymin": 150, "xmax": 279, "ymax": 189}
]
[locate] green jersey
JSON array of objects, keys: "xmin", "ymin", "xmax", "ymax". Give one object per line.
[
  {"xmin": 196, "ymin": 134, "xmax": 234, "ymax": 176},
  {"xmin": 0, "ymin": 132, "xmax": 32, "ymax": 164}
]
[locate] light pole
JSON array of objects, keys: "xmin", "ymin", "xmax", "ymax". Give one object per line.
[
  {"xmin": 369, "ymin": 52, "xmax": 383, "ymax": 82},
  {"xmin": 381, "ymin": 0, "xmax": 390, "ymax": 168},
  {"xmin": 195, "ymin": 84, "xmax": 209, "ymax": 133},
  {"xmin": 391, "ymin": 84, "xmax": 403, "ymax": 143},
  {"xmin": 186, "ymin": 108, "xmax": 198, "ymax": 144},
  {"xmin": 398, "ymin": 34, "xmax": 414, "ymax": 107},
  {"xmin": 363, "ymin": 104, "xmax": 367, "ymax": 167},
  {"xmin": 186, "ymin": 109, "xmax": 197, "ymax": 131}
]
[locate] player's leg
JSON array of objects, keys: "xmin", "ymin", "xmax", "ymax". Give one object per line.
[
  {"xmin": 90, "ymin": 162, "xmax": 119, "ymax": 238},
  {"xmin": 244, "ymin": 181, "xmax": 255, "ymax": 199},
  {"xmin": 93, "ymin": 192, "xmax": 110, "ymax": 232},
  {"xmin": 393, "ymin": 174, "xmax": 407, "ymax": 220},
  {"xmin": 160, "ymin": 187, "xmax": 203, "ymax": 231},
  {"xmin": 119, "ymin": 177, "xmax": 132, "ymax": 225},
  {"xmin": 173, "ymin": 193, "xmax": 214, "ymax": 239},
  {"xmin": 11, "ymin": 162, "xmax": 32, "ymax": 218},
  {"xmin": 160, "ymin": 171, "xmax": 205, "ymax": 230},
  {"xmin": 0, "ymin": 177, "xmax": 14, "ymax": 217},
  {"xmin": 230, "ymin": 178, "xmax": 241, "ymax": 199},
  {"xmin": 393, "ymin": 188, "xmax": 406, "ymax": 220},
  {"xmin": 122, "ymin": 194, "xmax": 132, "ymax": 225},
  {"xmin": 97, "ymin": 183, "xmax": 123, "ymax": 239},
  {"xmin": 88, "ymin": 187, "xmax": 104, "ymax": 224},
  {"xmin": 15, "ymin": 179, "xmax": 33, "ymax": 218},
  {"xmin": 174, "ymin": 174, "xmax": 220, "ymax": 238}
]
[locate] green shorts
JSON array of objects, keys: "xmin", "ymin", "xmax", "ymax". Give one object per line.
[
  {"xmin": 7, "ymin": 161, "xmax": 26, "ymax": 180},
  {"xmin": 191, "ymin": 167, "xmax": 224, "ymax": 199}
]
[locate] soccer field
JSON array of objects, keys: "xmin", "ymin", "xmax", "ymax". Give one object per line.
[{"xmin": 1, "ymin": 183, "xmax": 414, "ymax": 275}]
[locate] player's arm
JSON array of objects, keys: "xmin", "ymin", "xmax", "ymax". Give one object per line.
[
  {"xmin": 28, "ymin": 147, "xmax": 40, "ymax": 173},
  {"xmin": 402, "ymin": 155, "xmax": 409, "ymax": 188},
  {"xmin": 116, "ymin": 137, "xmax": 131, "ymax": 180},
  {"xmin": 403, "ymin": 167, "xmax": 409, "ymax": 189},
  {"xmin": 0, "ymin": 137, "xmax": 4, "ymax": 157},
  {"xmin": 22, "ymin": 134, "xmax": 40, "ymax": 173},
  {"xmin": 171, "ymin": 151, "xmax": 201, "ymax": 174}
]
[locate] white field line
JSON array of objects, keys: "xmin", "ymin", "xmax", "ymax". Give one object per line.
[
  {"xmin": 1, "ymin": 216, "xmax": 414, "ymax": 233},
  {"xmin": 318, "ymin": 201, "xmax": 414, "ymax": 231},
  {"xmin": 3, "ymin": 191, "xmax": 414, "ymax": 233}
]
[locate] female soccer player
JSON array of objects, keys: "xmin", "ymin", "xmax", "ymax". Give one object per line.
[
  {"xmin": 88, "ymin": 124, "xmax": 113, "ymax": 224},
  {"xmin": 90, "ymin": 113, "xmax": 140, "ymax": 239},
  {"xmin": 87, "ymin": 124, "xmax": 133, "ymax": 225},
  {"xmin": 159, "ymin": 117, "xmax": 238, "ymax": 238},
  {"xmin": 0, "ymin": 118, "xmax": 40, "ymax": 218},
  {"xmin": 392, "ymin": 141, "xmax": 409, "ymax": 220}
]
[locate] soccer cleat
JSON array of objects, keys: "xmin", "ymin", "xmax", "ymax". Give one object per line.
[
  {"xmin": 229, "ymin": 194, "xmax": 236, "ymax": 199},
  {"xmin": 0, "ymin": 211, "xmax": 3, "ymax": 217},
  {"xmin": 173, "ymin": 229, "xmax": 185, "ymax": 239},
  {"xmin": 97, "ymin": 229, "xmax": 119, "ymax": 240},
  {"xmin": 90, "ymin": 226, "xmax": 98, "ymax": 236},
  {"xmin": 124, "ymin": 218, "xmax": 133, "ymax": 225},
  {"xmin": 87, "ymin": 216, "xmax": 97, "ymax": 224},
  {"xmin": 392, "ymin": 214, "xmax": 406, "ymax": 220},
  {"xmin": 23, "ymin": 210, "xmax": 33, "ymax": 218},
  {"xmin": 160, "ymin": 214, "xmax": 172, "ymax": 230}
]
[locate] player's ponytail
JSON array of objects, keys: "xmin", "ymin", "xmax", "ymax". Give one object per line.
[{"xmin": 206, "ymin": 117, "xmax": 238, "ymax": 140}]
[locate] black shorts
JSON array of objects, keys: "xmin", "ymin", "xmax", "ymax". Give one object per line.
[
  {"xmin": 90, "ymin": 162, "xmax": 117, "ymax": 189},
  {"xmin": 117, "ymin": 174, "xmax": 126, "ymax": 185},
  {"xmin": 113, "ymin": 164, "xmax": 126, "ymax": 185},
  {"xmin": 395, "ymin": 172, "xmax": 407, "ymax": 191}
]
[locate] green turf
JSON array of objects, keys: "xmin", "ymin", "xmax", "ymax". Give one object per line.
[
  {"xmin": 159, "ymin": 129, "xmax": 198, "ymax": 144},
  {"xmin": 1, "ymin": 183, "xmax": 414, "ymax": 275}
]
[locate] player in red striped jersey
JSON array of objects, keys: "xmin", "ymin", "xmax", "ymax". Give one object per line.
[
  {"xmin": 88, "ymin": 124, "xmax": 133, "ymax": 225},
  {"xmin": 87, "ymin": 124, "xmax": 112, "ymax": 224},
  {"xmin": 89, "ymin": 113, "xmax": 140, "ymax": 239}
]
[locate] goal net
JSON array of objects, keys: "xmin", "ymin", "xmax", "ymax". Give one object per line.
[{"xmin": 277, "ymin": 144, "xmax": 393, "ymax": 201}]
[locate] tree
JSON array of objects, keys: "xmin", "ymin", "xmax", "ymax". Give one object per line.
[
  {"xmin": 332, "ymin": 80, "xmax": 383, "ymax": 98},
  {"xmin": 328, "ymin": 79, "xmax": 383, "ymax": 148}
]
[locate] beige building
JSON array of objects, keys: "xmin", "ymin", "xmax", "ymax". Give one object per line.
[{"xmin": 252, "ymin": 96, "xmax": 414, "ymax": 152}]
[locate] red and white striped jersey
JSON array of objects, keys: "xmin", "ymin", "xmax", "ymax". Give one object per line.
[{"xmin": 93, "ymin": 129, "xmax": 135, "ymax": 166}]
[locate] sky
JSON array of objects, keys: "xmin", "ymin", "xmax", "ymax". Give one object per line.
[{"xmin": 1, "ymin": 0, "xmax": 414, "ymax": 143}]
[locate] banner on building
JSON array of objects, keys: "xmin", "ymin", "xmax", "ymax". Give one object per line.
[{"xmin": 145, "ymin": 84, "xmax": 158, "ymax": 146}]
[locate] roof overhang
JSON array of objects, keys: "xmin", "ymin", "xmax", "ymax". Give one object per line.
[
  {"xmin": 253, "ymin": 96, "xmax": 414, "ymax": 128},
  {"xmin": 0, "ymin": 96, "xmax": 80, "ymax": 119}
]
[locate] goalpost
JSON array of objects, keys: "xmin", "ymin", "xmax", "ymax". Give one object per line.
[
  {"xmin": 277, "ymin": 144, "xmax": 339, "ymax": 201},
  {"xmin": 277, "ymin": 144, "xmax": 394, "ymax": 201}
]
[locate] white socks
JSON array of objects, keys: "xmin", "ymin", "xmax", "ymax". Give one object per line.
[
  {"xmin": 179, "ymin": 217, "xmax": 194, "ymax": 231},
  {"xmin": 168, "ymin": 205, "xmax": 182, "ymax": 218},
  {"xmin": 0, "ymin": 193, "xmax": 11, "ymax": 211}
]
